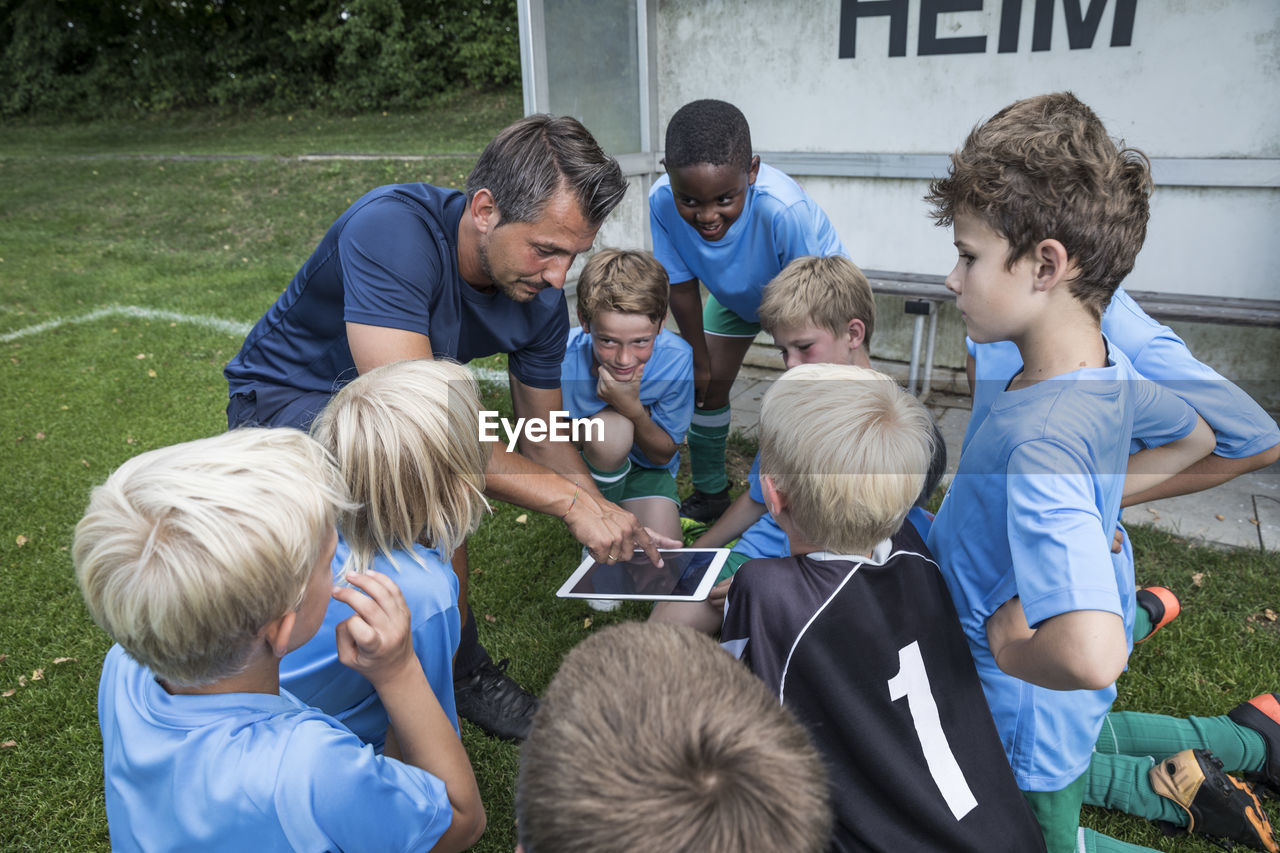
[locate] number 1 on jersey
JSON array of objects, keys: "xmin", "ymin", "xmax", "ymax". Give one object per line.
[{"xmin": 887, "ymin": 641, "xmax": 979, "ymax": 820}]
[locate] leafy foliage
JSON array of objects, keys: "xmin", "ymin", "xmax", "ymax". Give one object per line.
[{"xmin": 0, "ymin": 0, "xmax": 520, "ymax": 118}]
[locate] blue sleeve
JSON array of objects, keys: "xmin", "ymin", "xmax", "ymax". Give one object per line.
[
  {"xmin": 649, "ymin": 184, "xmax": 695, "ymax": 285},
  {"xmin": 1130, "ymin": 375, "xmax": 1198, "ymax": 450},
  {"xmin": 287, "ymin": 722, "xmax": 454, "ymax": 852},
  {"xmin": 1007, "ymin": 440, "xmax": 1122, "ymax": 628},
  {"xmin": 646, "ymin": 347, "xmax": 695, "ymax": 445},
  {"xmin": 338, "ymin": 199, "xmax": 442, "ymax": 337},
  {"xmin": 748, "ymin": 452, "xmax": 764, "ymax": 502},
  {"xmin": 507, "ymin": 304, "xmax": 570, "ymax": 390},
  {"xmin": 1127, "ymin": 329, "xmax": 1279, "ymax": 459}
]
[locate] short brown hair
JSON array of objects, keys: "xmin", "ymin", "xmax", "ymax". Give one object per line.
[
  {"xmin": 516, "ymin": 623, "xmax": 832, "ymax": 853},
  {"xmin": 575, "ymin": 248, "xmax": 670, "ymax": 328},
  {"xmin": 925, "ymin": 91, "xmax": 1152, "ymax": 319},
  {"xmin": 466, "ymin": 114, "xmax": 627, "ymax": 227},
  {"xmin": 758, "ymin": 255, "xmax": 875, "ymax": 347},
  {"xmin": 760, "ymin": 364, "xmax": 933, "ymax": 554}
]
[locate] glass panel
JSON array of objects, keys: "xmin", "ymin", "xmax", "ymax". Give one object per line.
[{"xmin": 542, "ymin": 0, "xmax": 641, "ymax": 154}]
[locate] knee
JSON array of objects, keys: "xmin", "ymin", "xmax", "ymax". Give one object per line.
[{"xmin": 581, "ymin": 408, "xmax": 633, "ymax": 469}]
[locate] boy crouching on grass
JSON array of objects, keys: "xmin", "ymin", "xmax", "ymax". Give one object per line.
[
  {"xmin": 721, "ymin": 363, "xmax": 1048, "ymax": 852},
  {"xmin": 75, "ymin": 427, "xmax": 484, "ymax": 852},
  {"xmin": 561, "ymin": 248, "xmax": 694, "ymax": 545},
  {"xmin": 924, "ymin": 92, "xmax": 1221, "ymax": 852}
]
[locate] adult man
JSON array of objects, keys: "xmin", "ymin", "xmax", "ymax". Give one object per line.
[{"xmin": 225, "ymin": 114, "xmax": 664, "ymax": 741}]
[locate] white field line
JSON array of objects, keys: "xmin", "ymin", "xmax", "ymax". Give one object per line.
[{"xmin": 0, "ymin": 304, "xmax": 512, "ymax": 386}]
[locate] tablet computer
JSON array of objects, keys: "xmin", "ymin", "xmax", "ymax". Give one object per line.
[{"xmin": 555, "ymin": 548, "xmax": 730, "ymax": 602}]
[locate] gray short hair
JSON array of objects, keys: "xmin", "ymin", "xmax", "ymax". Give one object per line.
[{"xmin": 466, "ymin": 114, "xmax": 627, "ymax": 227}]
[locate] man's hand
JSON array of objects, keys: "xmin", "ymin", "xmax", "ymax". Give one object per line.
[
  {"xmin": 332, "ymin": 570, "xmax": 416, "ymax": 688},
  {"xmin": 566, "ymin": 489, "xmax": 679, "ymax": 566},
  {"xmin": 596, "ymin": 362, "xmax": 645, "ymax": 419}
]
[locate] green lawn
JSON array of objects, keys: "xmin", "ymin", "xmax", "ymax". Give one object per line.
[{"xmin": 2, "ymin": 95, "xmax": 1278, "ymax": 852}]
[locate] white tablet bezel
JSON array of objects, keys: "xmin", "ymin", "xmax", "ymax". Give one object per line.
[{"xmin": 555, "ymin": 548, "xmax": 730, "ymax": 602}]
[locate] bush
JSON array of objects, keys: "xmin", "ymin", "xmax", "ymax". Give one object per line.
[{"xmin": 0, "ymin": 0, "xmax": 521, "ymax": 118}]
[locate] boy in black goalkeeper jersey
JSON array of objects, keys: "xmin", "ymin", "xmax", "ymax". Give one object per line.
[{"xmin": 721, "ymin": 363, "xmax": 1046, "ymax": 853}]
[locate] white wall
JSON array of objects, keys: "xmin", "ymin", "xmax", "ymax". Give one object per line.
[{"xmin": 654, "ymin": 0, "xmax": 1280, "ymax": 300}]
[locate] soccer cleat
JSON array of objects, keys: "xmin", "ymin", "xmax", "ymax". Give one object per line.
[
  {"xmin": 1229, "ymin": 692, "xmax": 1280, "ymax": 797},
  {"xmin": 679, "ymin": 487, "xmax": 731, "ymax": 523},
  {"xmin": 679, "ymin": 515, "xmax": 710, "ymax": 546},
  {"xmin": 454, "ymin": 658, "xmax": 539, "ymax": 742},
  {"xmin": 1148, "ymin": 748, "xmax": 1278, "ymax": 852},
  {"xmin": 1135, "ymin": 586, "xmax": 1181, "ymax": 644}
]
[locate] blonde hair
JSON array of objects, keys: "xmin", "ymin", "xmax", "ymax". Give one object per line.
[
  {"xmin": 759, "ymin": 364, "xmax": 933, "ymax": 554},
  {"xmin": 517, "ymin": 622, "xmax": 832, "ymax": 853},
  {"xmin": 310, "ymin": 359, "xmax": 489, "ymax": 575},
  {"xmin": 575, "ymin": 248, "xmax": 670, "ymax": 328},
  {"xmin": 73, "ymin": 428, "xmax": 352, "ymax": 688},
  {"xmin": 758, "ymin": 255, "xmax": 875, "ymax": 347}
]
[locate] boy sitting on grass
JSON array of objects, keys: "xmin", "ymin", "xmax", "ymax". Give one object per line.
[
  {"xmin": 653, "ymin": 255, "xmax": 944, "ymax": 633},
  {"xmin": 516, "ymin": 621, "xmax": 833, "ymax": 853},
  {"xmin": 282, "ymin": 358, "xmax": 490, "ymax": 749},
  {"xmin": 75, "ymin": 428, "xmax": 484, "ymax": 851},
  {"xmin": 924, "ymin": 92, "xmax": 1233, "ymax": 853},
  {"xmin": 561, "ymin": 248, "xmax": 694, "ymax": 545},
  {"xmin": 650, "ymin": 98, "xmax": 847, "ymax": 522},
  {"xmin": 721, "ymin": 363, "xmax": 1047, "ymax": 852}
]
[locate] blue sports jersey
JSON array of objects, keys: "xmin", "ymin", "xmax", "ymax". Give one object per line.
[
  {"xmin": 928, "ymin": 342, "xmax": 1198, "ymax": 791},
  {"xmin": 281, "ymin": 535, "xmax": 461, "ymax": 750},
  {"xmin": 225, "ymin": 183, "xmax": 570, "ymax": 419},
  {"xmin": 98, "ymin": 646, "xmax": 451, "ymax": 852},
  {"xmin": 649, "ymin": 163, "xmax": 847, "ymax": 323},
  {"xmin": 560, "ymin": 326, "xmax": 694, "ymax": 477}
]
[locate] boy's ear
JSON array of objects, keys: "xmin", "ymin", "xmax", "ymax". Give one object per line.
[
  {"xmin": 469, "ymin": 188, "xmax": 500, "ymax": 235},
  {"xmin": 761, "ymin": 474, "xmax": 787, "ymax": 517},
  {"xmin": 846, "ymin": 317, "xmax": 867, "ymax": 351},
  {"xmin": 260, "ymin": 611, "xmax": 297, "ymax": 661},
  {"xmin": 747, "ymin": 155, "xmax": 761, "ymax": 185},
  {"xmin": 577, "ymin": 309, "xmax": 590, "ymax": 330},
  {"xmin": 1030, "ymin": 238, "xmax": 1073, "ymax": 293}
]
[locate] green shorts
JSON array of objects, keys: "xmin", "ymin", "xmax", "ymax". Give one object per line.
[
  {"xmin": 715, "ymin": 549, "xmax": 754, "ymax": 585},
  {"xmin": 1020, "ymin": 772, "xmax": 1086, "ymax": 853},
  {"xmin": 619, "ymin": 464, "xmax": 680, "ymax": 504},
  {"xmin": 703, "ymin": 293, "xmax": 761, "ymax": 338}
]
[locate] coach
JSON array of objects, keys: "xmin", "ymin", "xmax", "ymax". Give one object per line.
[{"xmin": 224, "ymin": 115, "xmax": 664, "ymax": 742}]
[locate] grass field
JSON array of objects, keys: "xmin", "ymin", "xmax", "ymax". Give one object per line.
[{"xmin": 2, "ymin": 92, "xmax": 1278, "ymax": 852}]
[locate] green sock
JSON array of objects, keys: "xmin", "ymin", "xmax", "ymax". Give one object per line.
[
  {"xmin": 1132, "ymin": 606, "xmax": 1153, "ymax": 643},
  {"xmin": 1096, "ymin": 710, "xmax": 1267, "ymax": 775},
  {"xmin": 585, "ymin": 457, "xmax": 629, "ymax": 504},
  {"xmin": 1080, "ymin": 826, "xmax": 1161, "ymax": 852},
  {"xmin": 1084, "ymin": 752, "xmax": 1185, "ymax": 826},
  {"xmin": 687, "ymin": 403, "xmax": 730, "ymax": 494}
]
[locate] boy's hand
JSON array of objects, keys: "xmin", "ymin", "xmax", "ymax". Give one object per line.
[
  {"xmin": 985, "ymin": 596, "xmax": 1034, "ymax": 661},
  {"xmin": 332, "ymin": 570, "xmax": 416, "ymax": 688},
  {"xmin": 1112, "ymin": 525, "xmax": 1124, "ymax": 554},
  {"xmin": 705, "ymin": 577, "xmax": 731, "ymax": 611},
  {"xmin": 596, "ymin": 363, "xmax": 645, "ymax": 419}
]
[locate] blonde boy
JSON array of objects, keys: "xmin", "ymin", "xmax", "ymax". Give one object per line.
[
  {"xmin": 925, "ymin": 92, "xmax": 1218, "ymax": 852},
  {"xmin": 720, "ymin": 364, "xmax": 1046, "ymax": 851},
  {"xmin": 282, "ymin": 359, "xmax": 492, "ymax": 746},
  {"xmin": 76, "ymin": 428, "xmax": 484, "ymax": 851},
  {"xmin": 516, "ymin": 622, "xmax": 832, "ymax": 853},
  {"xmin": 561, "ymin": 248, "xmax": 694, "ymax": 542}
]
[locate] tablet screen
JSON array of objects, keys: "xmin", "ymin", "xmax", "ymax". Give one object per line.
[{"xmin": 567, "ymin": 550, "xmax": 720, "ymax": 598}]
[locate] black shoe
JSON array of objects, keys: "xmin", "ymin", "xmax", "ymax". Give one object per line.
[
  {"xmin": 679, "ymin": 487, "xmax": 731, "ymax": 523},
  {"xmin": 454, "ymin": 658, "xmax": 539, "ymax": 742}
]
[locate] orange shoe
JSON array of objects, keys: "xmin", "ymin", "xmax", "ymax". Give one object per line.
[
  {"xmin": 1230, "ymin": 693, "xmax": 1280, "ymax": 797},
  {"xmin": 1135, "ymin": 586, "xmax": 1181, "ymax": 644}
]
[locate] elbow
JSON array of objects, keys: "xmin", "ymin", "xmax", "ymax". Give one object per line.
[
  {"xmin": 465, "ymin": 807, "xmax": 487, "ymax": 848},
  {"xmin": 1068, "ymin": 639, "xmax": 1129, "ymax": 691}
]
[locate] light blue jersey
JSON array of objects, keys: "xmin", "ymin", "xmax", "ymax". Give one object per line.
[
  {"xmin": 929, "ymin": 342, "xmax": 1197, "ymax": 791},
  {"xmin": 560, "ymin": 326, "xmax": 694, "ymax": 477},
  {"xmin": 98, "ymin": 646, "xmax": 451, "ymax": 852},
  {"xmin": 649, "ymin": 163, "xmax": 847, "ymax": 323},
  {"xmin": 282, "ymin": 535, "xmax": 461, "ymax": 749}
]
